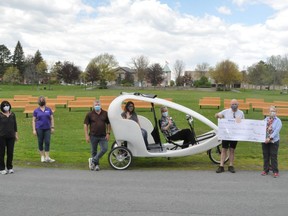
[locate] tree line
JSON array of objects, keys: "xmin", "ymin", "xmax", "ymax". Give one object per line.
[{"xmin": 1, "ymin": 41, "xmax": 288, "ymax": 89}]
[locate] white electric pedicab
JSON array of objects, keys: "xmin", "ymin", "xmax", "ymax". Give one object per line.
[{"xmin": 107, "ymin": 92, "xmax": 228, "ymax": 170}]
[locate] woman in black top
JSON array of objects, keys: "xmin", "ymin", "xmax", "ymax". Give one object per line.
[{"xmin": 0, "ymin": 100, "xmax": 18, "ymax": 175}]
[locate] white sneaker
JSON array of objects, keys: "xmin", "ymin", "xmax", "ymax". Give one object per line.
[
  {"xmin": 0, "ymin": 170, "xmax": 7, "ymax": 175},
  {"xmin": 8, "ymin": 169, "xmax": 14, "ymax": 174},
  {"xmin": 88, "ymin": 158, "xmax": 93, "ymax": 170},
  {"xmin": 41, "ymin": 156, "xmax": 45, "ymax": 162},
  {"xmin": 46, "ymin": 157, "xmax": 55, "ymax": 163},
  {"xmin": 95, "ymin": 165, "xmax": 100, "ymax": 171}
]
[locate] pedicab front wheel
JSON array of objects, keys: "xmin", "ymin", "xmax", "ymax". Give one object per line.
[
  {"xmin": 108, "ymin": 146, "xmax": 133, "ymax": 170},
  {"xmin": 207, "ymin": 145, "xmax": 229, "ymax": 164}
]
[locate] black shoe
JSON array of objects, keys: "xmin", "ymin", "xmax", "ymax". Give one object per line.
[
  {"xmin": 216, "ymin": 166, "xmax": 224, "ymax": 173},
  {"xmin": 228, "ymin": 166, "xmax": 236, "ymax": 173}
]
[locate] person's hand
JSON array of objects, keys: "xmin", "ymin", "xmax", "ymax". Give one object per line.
[
  {"xmin": 15, "ymin": 135, "xmax": 19, "ymax": 141},
  {"xmin": 33, "ymin": 130, "xmax": 37, "ymax": 136},
  {"xmin": 85, "ymin": 135, "xmax": 90, "ymax": 143},
  {"xmin": 265, "ymin": 138, "xmax": 270, "ymax": 144},
  {"xmin": 106, "ymin": 133, "xmax": 110, "ymax": 141},
  {"xmin": 51, "ymin": 128, "xmax": 55, "ymax": 134}
]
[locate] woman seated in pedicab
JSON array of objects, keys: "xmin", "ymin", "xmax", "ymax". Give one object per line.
[
  {"xmin": 121, "ymin": 101, "xmax": 150, "ymax": 150},
  {"xmin": 160, "ymin": 106, "xmax": 196, "ymax": 149}
]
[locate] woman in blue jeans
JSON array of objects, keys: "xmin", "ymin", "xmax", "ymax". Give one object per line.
[
  {"xmin": 261, "ymin": 106, "xmax": 282, "ymax": 178},
  {"xmin": 32, "ymin": 96, "xmax": 55, "ymax": 163}
]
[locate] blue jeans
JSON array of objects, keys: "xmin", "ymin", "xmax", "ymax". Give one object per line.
[
  {"xmin": 36, "ymin": 129, "xmax": 51, "ymax": 152},
  {"xmin": 90, "ymin": 136, "xmax": 108, "ymax": 165}
]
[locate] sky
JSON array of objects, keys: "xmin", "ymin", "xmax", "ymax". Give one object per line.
[{"xmin": 1, "ymin": 0, "xmax": 288, "ymax": 73}]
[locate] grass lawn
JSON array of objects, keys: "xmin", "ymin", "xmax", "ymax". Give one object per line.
[{"xmin": 1, "ymin": 84, "xmax": 287, "ymax": 171}]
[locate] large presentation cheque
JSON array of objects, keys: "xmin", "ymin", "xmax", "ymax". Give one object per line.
[{"xmin": 218, "ymin": 119, "xmax": 266, "ymax": 142}]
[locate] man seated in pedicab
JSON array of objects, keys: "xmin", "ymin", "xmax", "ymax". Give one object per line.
[
  {"xmin": 121, "ymin": 101, "xmax": 150, "ymax": 150},
  {"xmin": 160, "ymin": 106, "xmax": 196, "ymax": 149}
]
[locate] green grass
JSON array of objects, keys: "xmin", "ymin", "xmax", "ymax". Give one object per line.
[{"xmin": 1, "ymin": 84, "xmax": 287, "ymax": 171}]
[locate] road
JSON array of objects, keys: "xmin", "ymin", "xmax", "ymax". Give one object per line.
[{"xmin": 1, "ymin": 168, "xmax": 287, "ymax": 216}]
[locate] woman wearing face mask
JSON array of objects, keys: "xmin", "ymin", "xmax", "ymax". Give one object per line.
[
  {"xmin": 160, "ymin": 106, "xmax": 196, "ymax": 149},
  {"xmin": 261, "ymin": 106, "xmax": 282, "ymax": 178},
  {"xmin": 84, "ymin": 100, "xmax": 111, "ymax": 171},
  {"xmin": 0, "ymin": 100, "xmax": 18, "ymax": 175},
  {"xmin": 215, "ymin": 99, "xmax": 245, "ymax": 174},
  {"xmin": 32, "ymin": 96, "xmax": 55, "ymax": 163},
  {"xmin": 121, "ymin": 101, "xmax": 150, "ymax": 150}
]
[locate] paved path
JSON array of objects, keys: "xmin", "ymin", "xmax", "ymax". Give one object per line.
[{"xmin": 1, "ymin": 168, "xmax": 288, "ymax": 216}]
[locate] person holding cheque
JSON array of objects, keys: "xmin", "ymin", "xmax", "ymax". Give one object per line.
[
  {"xmin": 261, "ymin": 106, "xmax": 282, "ymax": 178},
  {"xmin": 215, "ymin": 99, "xmax": 244, "ymax": 173}
]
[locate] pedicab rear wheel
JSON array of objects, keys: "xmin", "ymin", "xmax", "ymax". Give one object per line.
[
  {"xmin": 207, "ymin": 145, "xmax": 229, "ymax": 164},
  {"xmin": 108, "ymin": 146, "xmax": 133, "ymax": 170}
]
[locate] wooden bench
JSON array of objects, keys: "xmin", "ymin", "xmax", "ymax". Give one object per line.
[
  {"xmin": 252, "ymin": 102, "xmax": 274, "ymax": 111},
  {"xmin": 67, "ymin": 100, "xmax": 93, "ymax": 111},
  {"xmin": 23, "ymin": 104, "xmax": 56, "ymax": 118},
  {"xmin": 273, "ymin": 101, "xmax": 288, "ymax": 108},
  {"xmin": 76, "ymin": 97, "xmax": 96, "ymax": 101},
  {"xmin": 46, "ymin": 99, "xmax": 68, "ymax": 108},
  {"xmin": 202, "ymin": 97, "xmax": 221, "ymax": 101},
  {"xmin": 14, "ymin": 95, "xmax": 32, "ymax": 101},
  {"xmin": 10, "ymin": 101, "xmax": 29, "ymax": 109},
  {"xmin": 245, "ymin": 98, "xmax": 264, "ymax": 105},
  {"xmin": 0, "ymin": 98, "xmax": 14, "ymax": 103},
  {"xmin": 199, "ymin": 99, "xmax": 220, "ymax": 109},
  {"xmin": 263, "ymin": 107, "xmax": 288, "ymax": 118},
  {"xmin": 56, "ymin": 95, "xmax": 75, "ymax": 101}
]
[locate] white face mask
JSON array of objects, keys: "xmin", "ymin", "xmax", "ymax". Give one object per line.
[
  {"xmin": 162, "ymin": 111, "xmax": 168, "ymax": 117},
  {"xmin": 3, "ymin": 105, "xmax": 10, "ymax": 112},
  {"xmin": 270, "ymin": 111, "xmax": 276, "ymax": 117}
]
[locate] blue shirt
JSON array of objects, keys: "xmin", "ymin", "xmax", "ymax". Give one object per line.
[
  {"xmin": 33, "ymin": 107, "xmax": 53, "ymax": 129},
  {"xmin": 264, "ymin": 116, "xmax": 282, "ymax": 142}
]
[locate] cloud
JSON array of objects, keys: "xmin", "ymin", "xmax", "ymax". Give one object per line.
[
  {"xmin": 0, "ymin": 0, "xmax": 287, "ymax": 73},
  {"xmin": 217, "ymin": 6, "xmax": 232, "ymax": 15}
]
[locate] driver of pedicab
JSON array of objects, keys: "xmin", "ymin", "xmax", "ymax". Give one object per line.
[
  {"xmin": 160, "ymin": 106, "xmax": 196, "ymax": 149},
  {"xmin": 121, "ymin": 101, "xmax": 150, "ymax": 150}
]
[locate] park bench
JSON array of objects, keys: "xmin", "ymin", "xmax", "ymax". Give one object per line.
[
  {"xmin": 263, "ymin": 107, "xmax": 288, "ymax": 118},
  {"xmin": 273, "ymin": 101, "xmax": 288, "ymax": 108},
  {"xmin": 198, "ymin": 98, "xmax": 220, "ymax": 109},
  {"xmin": 56, "ymin": 95, "xmax": 75, "ymax": 101},
  {"xmin": 76, "ymin": 97, "xmax": 96, "ymax": 101},
  {"xmin": 252, "ymin": 102, "xmax": 274, "ymax": 111},
  {"xmin": 0, "ymin": 98, "xmax": 14, "ymax": 103},
  {"xmin": 245, "ymin": 98, "xmax": 264, "ymax": 105},
  {"xmin": 67, "ymin": 100, "xmax": 93, "ymax": 111},
  {"xmin": 46, "ymin": 99, "xmax": 68, "ymax": 108},
  {"xmin": 23, "ymin": 104, "xmax": 56, "ymax": 118},
  {"xmin": 10, "ymin": 101, "xmax": 29, "ymax": 109},
  {"xmin": 13, "ymin": 95, "xmax": 32, "ymax": 101}
]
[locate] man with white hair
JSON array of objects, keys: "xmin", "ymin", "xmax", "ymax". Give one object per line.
[{"xmin": 215, "ymin": 99, "xmax": 244, "ymax": 173}]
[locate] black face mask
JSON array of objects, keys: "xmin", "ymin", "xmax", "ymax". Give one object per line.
[{"xmin": 39, "ymin": 102, "xmax": 46, "ymax": 106}]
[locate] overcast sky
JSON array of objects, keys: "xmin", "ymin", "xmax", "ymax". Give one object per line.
[{"xmin": 1, "ymin": 0, "xmax": 288, "ymax": 72}]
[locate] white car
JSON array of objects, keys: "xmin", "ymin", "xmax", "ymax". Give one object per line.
[{"xmin": 107, "ymin": 92, "xmax": 228, "ymax": 170}]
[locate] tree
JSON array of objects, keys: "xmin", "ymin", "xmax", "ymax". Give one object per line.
[
  {"xmin": 195, "ymin": 62, "xmax": 210, "ymax": 79},
  {"xmin": 12, "ymin": 41, "xmax": 25, "ymax": 79},
  {"xmin": 86, "ymin": 53, "xmax": 118, "ymax": 86},
  {"xmin": 85, "ymin": 63, "xmax": 100, "ymax": 85},
  {"xmin": 50, "ymin": 61, "xmax": 63, "ymax": 83},
  {"xmin": 131, "ymin": 55, "xmax": 149, "ymax": 87},
  {"xmin": 121, "ymin": 71, "xmax": 134, "ymax": 86},
  {"xmin": 267, "ymin": 55, "xmax": 288, "ymax": 89},
  {"xmin": 0, "ymin": 44, "xmax": 12, "ymax": 77},
  {"xmin": 247, "ymin": 61, "xmax": 271, "ymax": 90},
  {"xmin": 146, "ymin": 63, "xmax": 164, "ymax": 86},
  {"xmin": 182, "ymin": 71, "xmax": 193, "ymax": 86},
  {"xmin": 174, "ymin": 60, "xmax": 185, "ymax": 86},
  {"xmin": 3, "ymin": 66, "xmax": 21, "ymax": 84},
  {"xmin": 58, "ymin": 61, "xmax": 81, "ymax": 84},
  {"xmin": 210, "ymin": 60, "xmax": 241, "ymax": 90}
]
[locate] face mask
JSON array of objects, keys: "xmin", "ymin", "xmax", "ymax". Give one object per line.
[
  {"xmin": 39, "ymin": 102, "xmax": 46, "ymax": 106},
  {"xmin": 3, "ymin": 105, "xmax": 10, "ymax": 112},
  {"xmin": 270, "ymin": 111, "xmax": 276, "ymax": 118},
  {"xmin": 231, "ymin": 104, "xmax": 238, "ymax": 111},
  {"xmin": 162, "ymin": 111, "xmax": 168, "ymax": 117},
  {"xmin": 94, "ymin": 105, "xmax": 101, "ymax": 111}
]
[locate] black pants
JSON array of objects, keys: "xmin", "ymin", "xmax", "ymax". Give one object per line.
[
  {"xmin": 262, "ymin": 141, "xmax": 279, "ymax": 173},
  {"xmin": 0, "ymin": 136, "xmax": 15, "ymax": 170},
  {"xmin": 169, "ymin": 129, "xmax": 195, "ymax": 148}
]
